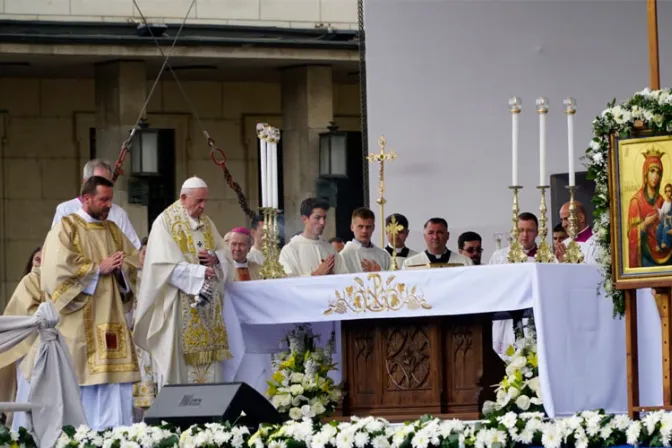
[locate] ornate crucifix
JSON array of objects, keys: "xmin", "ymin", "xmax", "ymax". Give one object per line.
[
  {"xmin": 385, "ymin": 215, "xmax": 404, "ymax": 270},
  {"xmin": 367, "ymin": 136, "xmax": 397, "ymax": 247}
]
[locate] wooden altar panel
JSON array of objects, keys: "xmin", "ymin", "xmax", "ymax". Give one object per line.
[{"xmin": 341, "ymin": 314, "xmax": 504, "ymax": 421}]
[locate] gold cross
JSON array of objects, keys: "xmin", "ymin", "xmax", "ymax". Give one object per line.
[
  {"xmin": 385, "ymin": 215, "xmax": 404, "ymax": 270},
  {"xmin": 367, "ymin": 136, "xmax": 397, "ymax": 247}
]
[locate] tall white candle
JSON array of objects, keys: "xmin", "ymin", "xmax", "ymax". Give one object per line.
[
  {"xmin": 536, "ymin": 97, "xmax": 549, "ymax": 186},
  {"xmin": 564, "ymin": 98, "xmax": 577, "ymax": 187},
  {"xmin": 509, "ymin": 97, "xmax": 521, "ymax": 186},
  {"xmin": 267, "ymin": 141, "xmax": 274, "ymax": 209},
  {"xmin": 270, "ymin": 140, "xmax": 278, "ymax": 208},
  {"xmin": 259, "ymin": 138, "xmax": 268, "ymax": 207}
]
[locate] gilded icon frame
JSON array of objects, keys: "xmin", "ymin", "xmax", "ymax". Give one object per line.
[{"xmin": 609, "ymin": 133, "xmax": 672, "ymax": 288}]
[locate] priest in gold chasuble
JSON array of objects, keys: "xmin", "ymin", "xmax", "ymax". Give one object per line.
[
  {"xmin": 133, "ymin": 177, "xmax": 236, "ymax": 387},
  {"xmin": 38, "ymin": 176, "xmax": 140, "ymax": 430}
]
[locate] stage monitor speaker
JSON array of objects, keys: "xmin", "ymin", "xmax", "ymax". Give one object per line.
[{"xmin": 144, "ymin": 382, "xmax": 283, "ymax": 429}]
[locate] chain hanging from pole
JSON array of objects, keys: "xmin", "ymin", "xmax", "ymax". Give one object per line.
[{"xmin": 357, "ymin": 0, "xmax": 370, "ymax": 207}]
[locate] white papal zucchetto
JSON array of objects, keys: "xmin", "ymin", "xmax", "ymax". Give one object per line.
[{"xmin": 181, "ymin": 176, "xmax": 208, "ymax": 190}]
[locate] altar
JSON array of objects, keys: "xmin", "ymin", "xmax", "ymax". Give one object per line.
[{"xmin": 226, "ymin": 263, "xmax": 630, "ymax": 420}]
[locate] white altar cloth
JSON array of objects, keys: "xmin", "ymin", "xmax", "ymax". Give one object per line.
[{"xmin": 226, "ymin": 264, "xmax": 629, "ymax": 418}]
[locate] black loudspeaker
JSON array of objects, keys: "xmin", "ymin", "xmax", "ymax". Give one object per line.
[{"xmin": 144, "ymin": 382, "xmax": 283, "ymax": 429}]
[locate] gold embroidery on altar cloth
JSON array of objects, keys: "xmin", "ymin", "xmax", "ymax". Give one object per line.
[
  {"xmin": 323, "ymin": 273, "xmax": 432, "ymax": 315},
  {"xmin": 164, "ymin": 201, "xmax": 231, "ymax": 366},
  {"xmin": 84, "ymin": 301, "xmax": 138, "ymax": 374}
]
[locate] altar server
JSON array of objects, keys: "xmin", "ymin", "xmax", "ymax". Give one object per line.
[
  {"xmin": 458, "ymin": 231, "xmax": 483, "ymax": 265},
  {"xmin": 52, "ymin": 159, "xmax": 141, "ymax": 249},
  {"xmin": 40, "ymin": 175, "xmax": 140, "ymax": 429},
  {"xmin": 554, "ymin": 201, "xmax": 597, "ymax": 264},
  {"xmin": 134, "ymin": 176, "xmax": 236, "ymax": 388},
  {"xmin": 489, "ymin": 213, "xmax": 540, "ymax": 264},
  {"xmin": 248, "ymin": 214, "xmax": 266, "ymax": 265},
  {"xmin": 403, "ymin": 218, "xmax": 472, "ymax": 268},
  {"xmin": 340, "ymin": 207, "xmax": 391, "ymax": 273},
  {"xmin": 384, "ymin": 213, "xmax": 418, "ymax": 267},
  {"xmin": 278, "ymin": 197, "xmax": 347, "ymax": 276},
  {"xmin": 229, "ymin": 227, "xmax": 262, "ymax": 281}
]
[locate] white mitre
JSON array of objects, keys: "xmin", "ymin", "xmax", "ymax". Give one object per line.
[{"xmin": 181, "ymin": 176, "xmax": 208, "ymax": 190}]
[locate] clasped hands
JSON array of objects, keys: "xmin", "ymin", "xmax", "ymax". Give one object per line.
[
  {"xmin": 311, "ymin": 254, "xmax": 380, "ymax": 276},
  {"xmin": 99, "ymin": 251, "xmax": 125, "ymax": 275}
]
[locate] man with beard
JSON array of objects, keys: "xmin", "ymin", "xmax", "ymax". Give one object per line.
[
  {"xmin": 39, "ymin": 175, "xmax": 141, "ymax": 429},
  {"xmin": 458, "ymin": 231, "xmax": 483, "ymax": 265},
  {"xmin": 278, "ymin": 197, "xmax": 347, "ymax": 276}
]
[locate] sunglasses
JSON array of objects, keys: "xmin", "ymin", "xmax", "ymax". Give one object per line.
[{"xmin": 463, "ymin": 247, "xmax": 483, "ymax": 254}]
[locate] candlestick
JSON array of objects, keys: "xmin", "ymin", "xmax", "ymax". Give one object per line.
[
  {"xmin": 563, "ymin": 186, "xmax": 585, "ymax": 264},
  {"xmin": 269, "ymin": 127, "xmax": 280, "ymax": 209},
  {"xmin": 509, "ymin": 97, "xmax": 521, "ymax": 186},
  {"xmin": 507, "ymin": 186, "xmax": 528, "ymax": 263},
  {"xmin": 536, "ymin": 97, "xmax": 549, "ymax": 186},
  {"xmin": 534, "ymin": 185, "xmax": 555, "ymax": 263},
  {"xmin": 259, "ymin": 207, "xmax": 286, "ymax": 279},
  {"xmin": 367, "ymin": 136, "xmax": 397, "ymax": 248},
  {"xmin": 564, "ymin": 98, "xmax": 577, "ymax": 187}
]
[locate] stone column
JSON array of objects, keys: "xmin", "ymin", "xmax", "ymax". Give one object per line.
[
  {"xmin": 94, "ymin": 61, "xmax": 149, "ymax": 238},
  {"xmin": 281, "ymin": 65, "xmax": 335, "ymax": 239}
]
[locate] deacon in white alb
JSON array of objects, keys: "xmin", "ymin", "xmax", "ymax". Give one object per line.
[
  {"xmin": 340, "ymin": 207, "xmax": 391, "ymax": 273},
  {"xmin": 279, "ymin": 197, "xmax": 347, "ymax": 276},
  {"xmin": 403, "ymin": 218, "xmax": 473, "ymax": 268},
  {"xmin": 133, "ymin": 176, "xmax": 236, "ymax": 387},
  {"xmin": 247, "ymin": 214, "xmax": 266, "ymax": 265},
  {"xmin": 52, "ymin": 159, "xmax": 141, "ymax": 249}
]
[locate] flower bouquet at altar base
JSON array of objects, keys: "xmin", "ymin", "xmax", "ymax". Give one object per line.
[
  {"xmin": 0, "ymin": 425, "xmax": 37, "ymax": 448},
  {"xmin": 483, "ymin": 334, "xmax": 543, "ymax": 418},
  {"xmin": 266, "ymin": 324, "xmax": 342, "ymax": 421},
  {"xmin": 56, "ymin": 422, "xmax": 180, "ymax": 448}
]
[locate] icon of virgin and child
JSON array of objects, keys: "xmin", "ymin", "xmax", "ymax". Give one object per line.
[{"xmin": 627, "ymin": 146, "xmax": 672, "ymax": 268}]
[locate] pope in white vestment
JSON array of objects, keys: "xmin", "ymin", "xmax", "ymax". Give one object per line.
[
  {"xmin": 279, "ymin": 198, "xmax": 347, "ymax": 276},
  {"xmin": 52, "ymin": 159, "xmax": 141, "ymax": 249},
  {"xmin": 133, "ymin": 177, "xmax": 237, "ymax": 387},
  {"xmin": 340, "ymin": 207, "xmax": 391, "ymax": 273}
]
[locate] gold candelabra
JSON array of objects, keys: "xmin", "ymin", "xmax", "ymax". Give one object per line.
[
  {"xmin": 259, "ymin": 207, "xmax": 286, "ymax": 279},
  {"xmin": 367, "ymin": 136, "xmax": 397, "ymax": 248},
  {"xmin": 563, "ymin": 186, "xmax": 585, "ymax": 264},
  {"xmin": 386, "ymin": 215, "xmax": 404, "ymax": 270},
  {"xmin": 507, "ymin": 186, "xmax": 528, "ymax": 263},
  {"xmin": 535, "ymin": 186, "xmax": 555, "ymax": 263}
]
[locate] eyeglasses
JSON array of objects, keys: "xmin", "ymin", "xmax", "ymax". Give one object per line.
[{"xmin": 463, "ymin": 247, "xmax": 483, "ymax": 254}]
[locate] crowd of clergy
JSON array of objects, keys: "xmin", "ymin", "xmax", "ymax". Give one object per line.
[{"xmin": 0, "ymin": 158, "xmax": 598, "ymax": 432}]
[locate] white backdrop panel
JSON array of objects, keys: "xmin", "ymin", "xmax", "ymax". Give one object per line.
[{"xmin": 365, "ymin": 0, "xmax": 672, "ymax": 261}]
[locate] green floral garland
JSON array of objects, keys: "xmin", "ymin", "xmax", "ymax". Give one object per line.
[{"xmin": 584, "ymin": 88, "xmax": 672, "ymax": 318}]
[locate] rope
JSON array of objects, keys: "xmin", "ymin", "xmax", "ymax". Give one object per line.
[
  {"xmin": 110, "ymin": 0, "xmax": 195, "ymax": 182},
  {"xmin": 130, "ymin": 0, "xmax": 255, "ymax": 219}
]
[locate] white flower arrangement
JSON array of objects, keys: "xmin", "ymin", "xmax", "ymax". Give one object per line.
[
  {"xmin": 55, "ymin": 422, "xmax": 179, "ymax": 448},
  {"xmin": 585, "ymin": 87, "xmax": 672, "ymax": 317},
  {"xmin": 11, "ymin": 408, "xmax": 672, "ymax": 447},
  {"xmin": 266, "ymin": 324, "xmax": 342, "ymax": 421},
  {"xmin": 180, "ymin": 422, "xmax": 250, "ymax": 448},
  {"xmin": 483, "ymin": 334, "xmax": 543, "ymax": 418}
]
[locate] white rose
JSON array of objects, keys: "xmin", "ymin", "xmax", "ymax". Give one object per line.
[
  {"xmin": 311, "ymin": 402, "xmax": 326, "ymax": 416},
  {"xmin": 515, "ymin": 395, "xmax": 531, "ymax": 411},
  {"xmin": 290, "ymin": 372, "xmax": 305, "ymax": 383},
  {"xmin": 289, "ymin": 407, "xmax": 303, "ymax": 420},
  {"xmin": 508, "ymin": 387, "xmax": 521, "ymax": 399},
  {"xmin": 527, "ymin": 377, "xmax": 541, "ymax": 395},
  {"xmin": 510, "ymin": 355, "xmax": 527, "ymax": 369},
  {"xmin": 290, "ymin": 385, "xmax": 304, "ymax": 396}
]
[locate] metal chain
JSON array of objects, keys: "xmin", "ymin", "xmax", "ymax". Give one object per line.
[
  {"xmin": 132, "ymin": 0, "xmax": 255, "ymax": 219},
  {"xmin": 357, "ymin": 0, "xmax": 370, "ymax": 207}
]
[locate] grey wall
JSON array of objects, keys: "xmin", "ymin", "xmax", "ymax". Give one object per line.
[{"xmin": 365, "ymin": 0, "xmax": 672, "ymax": 261}]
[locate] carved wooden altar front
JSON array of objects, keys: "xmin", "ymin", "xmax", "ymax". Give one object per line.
[{"xmin": 340, "ymin": 315, "xmax": 504, "ymax": 421}]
